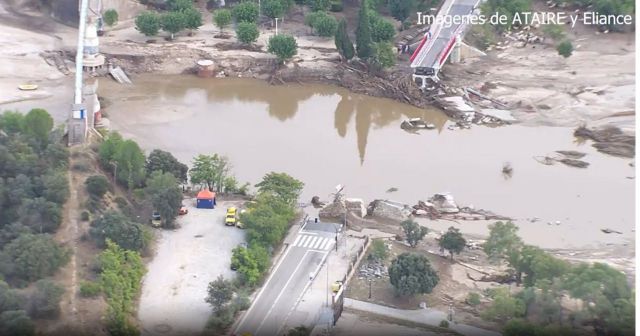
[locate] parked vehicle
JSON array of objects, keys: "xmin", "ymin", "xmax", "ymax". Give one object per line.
[
  {"xmin": 151, "ymin": 211, "xmax": 161, "ymax": 227},
  {"xmin": 178, "ymin": 205, "xmax": 188, "ymax": 215},
  {"xmin": 225, "ymin": 207, "xmax": 237, "ymax": 226}
]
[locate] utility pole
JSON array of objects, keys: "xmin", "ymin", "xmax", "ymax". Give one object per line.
[
  {"xmin": 326, "ymin": 259, "xmax": 329, "ymax": 307},
  {"xmin": 275, "ymin": 17, "xmax": 279, "ymax": 35}
]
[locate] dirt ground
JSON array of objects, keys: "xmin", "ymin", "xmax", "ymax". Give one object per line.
[
  {"xmin": 332, "ymin": 311, "xmax": 456, "ymax": 336},
  {"xmin": 137, "ymin": 200, "xmax": 245, "ymax": 336}
]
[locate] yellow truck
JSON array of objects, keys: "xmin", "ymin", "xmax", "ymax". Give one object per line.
[{"xmin": 225, "ymin": 207, "xmax": 237, "ymax": 226}]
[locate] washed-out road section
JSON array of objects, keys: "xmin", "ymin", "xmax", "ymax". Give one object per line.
[{"xmin": 138, "ymin": 200, "xmax": 245, "ymax": 336}]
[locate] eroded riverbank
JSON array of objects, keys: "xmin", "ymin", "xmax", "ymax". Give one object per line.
[{"xmin": 98, "ymin": 74, "xmax": 634, "ymax": 251}]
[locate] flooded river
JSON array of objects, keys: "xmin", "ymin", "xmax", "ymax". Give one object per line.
[{"xmin": 97, "ymin": 75, "xmax": 634, "ymax": 250}]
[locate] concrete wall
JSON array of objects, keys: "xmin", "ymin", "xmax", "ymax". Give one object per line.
[{"xmin": 50, "ymin": 0, "xmax": 145, "ymax": 26}]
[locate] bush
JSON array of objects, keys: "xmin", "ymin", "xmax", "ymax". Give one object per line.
[
  {"xmin": 388, "ymin": 253, "xmax": 439, "ymax": 296},
  {"xmin": 232, "ymin": 1, "xmax": 259, "ymax": 23},
  {"xmin": 0, "ymin": 234, "xmax": 70, "ymax": 282},
  {"xmin": 135, "ymin": 11, "xmax": 161, "ymax": 37},
  {"xmin": 213, "ymin": 8, "xmax": 232, "ymax": 32},
  {"xmin": 28, "ymin": 280, "xmax": 64, "ymax": 319},
  {"xmin": 557, "ymin": 40, "xmax": 573, "ymax": 58},
  {"xmin": 0, "ymin": 310, "xmax": 35, "ymax": 336},
  {"xmin": 236, "ymin": 22, "xmax": 259, "ymax": 44},
  {"xmin": 370, "ymin": 16, "xmax": 395, "ymax": 42},
  {"xmin": 80, "ymin": 211, "xmax": 90, "ymax": 221},
  {"xmin": 467, "ymin": 292, "xmax": 481, "ymax": 306},
  {"xmin": 439, "ymin": 319, "xmax": 449, "ymax": 328},
  {"xmin": 309, "ymin": 0, "xmax": 331, "ymax": 11},
  {"xmin": 368, "ymin": 239, "xmax": 388, "ymax": 261},
  {"xmin": 161, "ymin": 11, "xmax": 186, "ymax": 39},
  {"xmin": 71, "ymin": 162, "xmax": 90, "ymax": 172},
  {"xmin": 79, "ymin": 281, "xmax": 101, "ymax": 297},
  {"xmin": 313, "ymin": 13, "xmax": 338, "ymax": 37},
  {"xmin": 267, "ymin": 34, "xmax": 298, "ymax": 62},
  {"xmin": 90, "ymin": 211, "xmax": 150, "ymax": 252},
  {"xmin": 330, "ymin": 0, "xmax": 343, "ymax": 12},
  {"xmin": 85, "ymin": 175, "xmax": 109, "ymax": 199},
  {"xmin": 103, "ymin": 9, "xmax": 118, "ymax": 27}
]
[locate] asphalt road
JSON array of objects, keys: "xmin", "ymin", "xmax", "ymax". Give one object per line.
[{"xmin": 234, "ymin": 220, "xmax": 341, "ymax": 336}]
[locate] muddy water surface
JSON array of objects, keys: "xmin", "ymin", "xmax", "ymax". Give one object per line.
[{"xmin": 99, "ymin": 75, "xmax": 635, "ymax": 250}]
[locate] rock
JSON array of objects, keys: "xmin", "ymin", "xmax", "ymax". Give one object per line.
[
  {"xmin": 415, "ymin": 209, "xmax": 428, "ymax": 216},
  {"xmin": 367, "ymin": 200, "xmax": 412, "ymax": 221},
  {"xmin": 319, "ymin": 199, "xmax": 346, "ymax": 220},
  {"xmin": 345, "ymin": 198, "xmax": 367, "ymax": 218},
  {"xmin": 429, "ymin": 193, "xmax": 459, "ymax": 214}
]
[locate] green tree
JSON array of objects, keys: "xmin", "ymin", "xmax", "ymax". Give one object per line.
[
  {"xmin": 466, "ymin": 292, "xmax": 481, "ymax": 306},
  {"xmin": 231, "ymin": 246, "xmax": 261, "ymax": 285},
  {"xmin": 205, "ymin": 275, "xmax": 234, "ymax": 313},
  {"xmin": 368, "ymin": 239, "xmax": 388, "ymax": 261},
  {"xmin": 182, "ymin": 7, "xmax": 203, "ymax": 32},
  {"xmin": 98, "ymin": 240, "xmax": 145, "ymax": 336},
  {"xmin": 0, "ymin": 111, "xmax": 25, "ymax": 134},
  {"xmin": 371, "ymin": 41, "xmax": 395, "ymax": 68},
  {"xmin": 167, "ymin": 0, "xmax": 193, "ymax": 11},
  {"xmin": 334, "ymin": 19, "xmax": 354, "ymax": 60},
  {"xmin": 388, "ymin": 253, "xmax": 439, "ymax": 296},
  {"xmin": 355, "ymin": 1, "xmax": 373, "ymax": 59},
  {"xmin": 313, "ymin": 13, "xmax": 338, "ymax": 37},
  {"xmin": 103, "ymin": 9, "xmax": 119, "ymax": 27},
  {"xmin": 0, "ymin": 310, "xmax": 35, "ymax": 336},
  {"xmin": 483, "ymin": 221, "xmax": 523, "ymax": 261},
  {"xmin": 85, "ymin": 175, "xmax": 110, "ymax": 199},
  {"xmin": 113, "ymin": 140, "xmax": 146, "ymax": 190},
  {"xmin": 41, "ymin": 170, "xmax": 69, "ymax": 205},
  {"xmin": 310, "ymin": 0, "xmax": 331, "ymax": 11},
  {"xmin": 557, "ymin": 40, "xmax": 573, "ymax": 58},
  {"xmin": 388, "ymin": 0, "xmax": 414, "ymax": 22},
  {"xmin": 254, "ymin": 172, "xmax": 304, "ymax": 205},
  {"xmin": 438, "ymin": 226, "xmax": 466, "ymax": 260},
  {"xmin": 190, "ymin": 154, "xmax": 231, "ymax": 192},
  {"xmin": 135, "ymin": 11, "xmax": 161, "ymax": 37},
  {"xmin": 89, "ymin": 210, "xmax": 150, "ymax": 251},
  {"xmin": 400, "ymin": 220, "xmax": 427, "ymax": 247},
  {"xmin": 370, "ymin": 16, "xmax": 395, "ymax": 42},
  {"xmin": 22, "ymin": 108, "xmax": 53, "ymax": 146},
  {"xmin": 18, "ymin": 197, "xmax": 62, "ymax": 233},
  {"xmin": 28, "ymin": 280, "xmax": 64, "ymax": 319},
  {"xmin": 233, "ymin": 1, "xmax": 260, "ymax": 23},
  {"xmin": 481, "ymin": 287, "xmax": 525, "ymax": 322},
  {"xmin": 236, "ymin": 22, "xmax": 260, "ymax": 44},
  {"xmin": 0, "ymin": 234, "xmax": 70, "ymax": 282},
  {"xmin": 213, "ymin": 9, "xmax": 232, "ymax": 33},
  {"xmin": 0, "ymin": 281, "xmax": 24, "ymax": 313},
  {"xmin": 262, "ymin": 0, "xmax": 285, "ymax": 18},
  {"xmin": 146, "ymin": 149, "xmax": 188, "ymax": 183},
  {"xmin": 161, "ymin": 11, "xmax": 186, "ymax": 40},
  {"xmin": 146, "ymin": 171, "xmax": 183, "ymax": 228},
  {"xmin": 267, "ymin": 34, "xmax": 298, "ymax": 63},
  {"xmin": 242, "ymin": 199, "xmax": 290, "ymax": 248}
]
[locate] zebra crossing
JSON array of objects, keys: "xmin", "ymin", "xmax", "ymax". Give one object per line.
[{"xmin": 291, "ymin": 234, "xmax": 334, "ymax": 251}]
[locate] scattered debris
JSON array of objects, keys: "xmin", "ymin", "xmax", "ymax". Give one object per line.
[
  {"xmin": 558, "ymin": 158, "xmax": 590, "ymax": 168},
  {"xmin": 359, "ymin": 259, "xmax": 388, "ymax": 279},
  {"xmin": 502, "ymin": 162, "xmax": 513, "ymax": 177},
  {"xmin": 386, "ymin": 187, "xmax": 398, "ymax": 193},
  {"xmin": 412, "ymin": 194, "xmax": 511, "ymax": 221},
  {"xmin": 311, "ymin": 196, "xmax": 326, "ymax": 208},
  {"xmin": 556, "ymin": 150, "xmax": 587, "ymax": 159},
  {"xmin": 574, "ymin": 126, "xmax": 635, "ymax": 158},
  {"xmin": 601, "ymin": 228, "xmax": 623, "ymax": 234},
  {"xmin": 429, "ymin": 193, "xmax": 459, "ymax": 214},
  {"xmin": 345, "ymin": 198, "xmax": 367, "ymax": 218},
  {"xmin": 400, "ymin": 118, "xmax": 435, "ymax": 130}
]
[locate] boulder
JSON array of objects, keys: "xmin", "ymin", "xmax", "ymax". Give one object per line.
[
  {"xmin": 319, "ymin": 199, "xmax": 346, "ymax": 219},
  {"xmin": 345, "ymin": 198, "xmax": 366, "ymax": 218},
  {"xmin": 367, "ymin": 200, "xmax": 412, "ymax": 221}
]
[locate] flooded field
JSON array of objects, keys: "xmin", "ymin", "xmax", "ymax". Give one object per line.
[{"xmin": 95, "ymin": 75, "xmax": 634, "ymax": 250}]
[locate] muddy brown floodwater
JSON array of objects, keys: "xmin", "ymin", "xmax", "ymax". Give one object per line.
[{"xmin": 98, "ymin": 75, "xmax": 634, "ymax": 250}]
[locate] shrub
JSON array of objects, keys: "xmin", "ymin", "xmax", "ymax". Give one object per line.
[
  {"xmin": 0, "ymin": 234, "xmax": 70, "ymax": 282},
  {"xmin": 313, "ymin": 13, "xmax": 338, "ymax": 37},
  {"xmin": 368, "ymin": 239, "xmax": 388, "ymax": 261},
  {"xmin": 439, "ymin": 319, "xmax": 449, "ymax": 328},
  {"xmin": 103, "ymin": 9, "xmax": 119, "ymax": 27},
  {"xmin": 213, "ymin": 9, "xmax": 232, "ymax": 32},
  {"xmin": 28, "ymin": 280, "xmax": 64, "ymax": 319},
  {"xmin": 467, "ymin": 292, "xmax": 481, "ymax": 306},
  {"xmin": 236, "ymin": 22, "xmax": 259, "ymax": 44},
  {"xmin": 85, "ymin": 175, "xmax": 109, "ymax": 199},
  {"xmin": 232, "ymin": 1, "xmax": 259, "ymax": 23},
  {"xmin": 161, "ymin": 11, "xmax": 186, "ymax": 40},
  {"xmin": 557, "ymin": 40, "xmax": 573, "ymax": 58},
  {"xmin": 267, "ymin": 34, "xmax": 298, "ymax": 62},
  {"xmin": 71, "ymin": 162, "xmax": 90, "ymax": 172},
  {"xmin": 79, "ymin": 281, "xmax": 101, "ymax": 297},
  {"xmin": 370, "ymin": 16, "xmax": 395, "ymax": 42},
  {"xmin": 330, "ymin": 0, "xmax": 343, "ymax": 12},
  {"xmin": 135, "ymin": 11, "xmax": 161, "ymax": 37},
  {"xmin": 80, "ymin": 211, "xmax": 90, "ymax": 221}
]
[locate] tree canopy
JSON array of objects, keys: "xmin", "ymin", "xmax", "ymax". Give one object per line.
[
  {"xmin": 400, "ymin": 220, "xmax": 427, "ymax": 247},
  {"xmin": 389, "ymin": 253, "xmax": 439, "ymax": 296},
  {"xmin": 205, "ymin": 275, "xmax": 234, "ymax": 312},
  {"xmin": 355, "ymin": 1, "xmax": 373, "ymax": 59},
  {"xmin": 135, "ymin": 11, "xmax": 161, "ymax": 36},
  {"xmin": 0, "ymin": 234, "xmax": 70, "ymax": 283},
  {"xmin": 334, "ymin": 19, "xmax": 354, "ymax": 60},
  {"xmin": 254, "ymin": 172, "xmax": 304, "ymax": 205},
  {"xmin": 267, "ymin": 34, "xmax": 299, "ymax": 62},
  {"xmin": 213, "ymin": 9, "xmax": 232, "ymax": 32},
  {"xmin": 146, "ymin": 171, "xmax": 183, "ymax": 228},
  {"xmin": 483, "ymin": 221, "xmax": 523, "ymax": 261},
  {"xmin": 236, "ymin": 22, "xmax": 260, "ymax": 44},
  {"xmin": 190, "ymin": 154, "xmax": 231, "ymax": 192},
  {"xmin": 233, "ymin": 1, "xmax": 260, "ymax": 23},
  {"xmin": 439, "ymin": 226, "xmax": 466, "ymax": 260},
  {"xmin": 89, "ymin": 210, "xmax": 150, "ymax": 251}
]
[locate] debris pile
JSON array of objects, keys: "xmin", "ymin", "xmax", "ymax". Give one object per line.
[
  {"xmin": 358, "ymin": 260, "xmax": 388, "ymax": 279},
  {"xmin": 367, "ymin": 200, "xmax": 413, "ymax": 222},
  {"xmin": 534, "ymin": 151, "xmax": 590, "ymax": 168},
  {"xmin": 574, "ymin": 126, "xmax": 635, "ymax": 158},
  {"xmin": 345, "ymin": 198, "xmax": 367, "ymax": 218},
  {"xmin": 412, "ymin": 194, "xmax": 511, "ymax": 221}
]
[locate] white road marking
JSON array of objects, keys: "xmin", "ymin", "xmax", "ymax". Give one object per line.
[
  {"xmin": 320, "ymin": 238, "xmax": 331, "ymax": 250},
  {"xmin": 299, "ymin": 231, "xmax": 318, "ymax": 235},
  {"xmin": 297, "ymin": 235, "xmax": 309, "ymax": 247},
  {"xmin": 306, "ymin": 236, "xmax": 318, "ymax": 248},
  {"xmin": 292, "ymin": 235, "xmax": 302, "ymax": 246},
  {"xmin": 255, "ymin": 250, "xmax": 324, "ymax": 335},
  {"xmin": 313, "ymin": 237, "xmax": 324, "ymax": 249}
]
